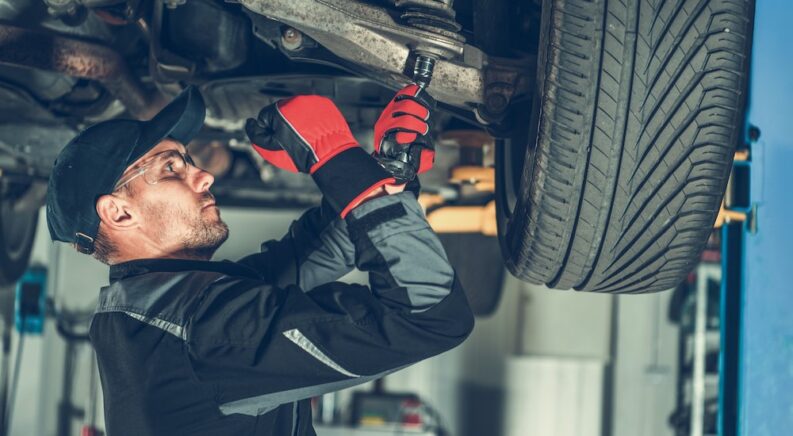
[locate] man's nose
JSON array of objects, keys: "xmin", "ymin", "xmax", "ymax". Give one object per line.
[{"xmin": 192, "ymin": 167, "xmax": 214, "ymax": 192}]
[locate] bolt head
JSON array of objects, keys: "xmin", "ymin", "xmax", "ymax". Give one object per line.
[{"xmin": 281, "ymin": 28, "xmax": 303, "ymax": 50}]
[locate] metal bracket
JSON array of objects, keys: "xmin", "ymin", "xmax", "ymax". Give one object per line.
[{"xmin": 240, "ymin": 0, "xmax": 497, "ymax": 109}]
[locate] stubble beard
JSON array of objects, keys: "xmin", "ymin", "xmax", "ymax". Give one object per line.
[
  {"xmin": 145, "ymin": 200, "xmax": 230, "ymax": 260},
  {"xmin": 181, "ymin": 212, "xmax": 229, "ymax": 259}
]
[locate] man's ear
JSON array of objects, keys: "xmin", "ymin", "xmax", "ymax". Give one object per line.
[{"xmin": 95, "ymin": 194, "xmax": 136, "ymax": 231}]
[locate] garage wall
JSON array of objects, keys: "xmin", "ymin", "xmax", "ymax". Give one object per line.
[
  {"xmin": 361, "ymin": 277, "xmax": 614, "ymax": 436},
  {"xmin": 610, "ymin": 292, "xmax": 680, "ymax": 436},
  {"xmin": 382, "ymin": 279, "xmax": 679, "ymax": 436}
]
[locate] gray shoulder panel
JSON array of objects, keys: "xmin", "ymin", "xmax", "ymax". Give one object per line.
[{"xmin": 95, "ymin": 270, "xmax": 224, "ymax": 340}]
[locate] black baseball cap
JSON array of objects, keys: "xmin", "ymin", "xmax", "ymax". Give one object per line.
[{"xmin": 46, "ymin": 86, "xmax": 206, "ymax": 254}]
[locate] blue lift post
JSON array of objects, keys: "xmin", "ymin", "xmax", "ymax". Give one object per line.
[{"xmin": 721, "ymin": 1, "xmax": 793, "ymax": 435}]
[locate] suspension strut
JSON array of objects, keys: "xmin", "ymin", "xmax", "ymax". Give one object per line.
[
  {"xmin": 374, "ymin": 0, "xmax": 465, "ymax": 183},
  {"xmin": 397, "ymin": 0, "xmax": 464, "ymax": 87}
]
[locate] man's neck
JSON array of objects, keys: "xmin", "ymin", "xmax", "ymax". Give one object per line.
[{"xmin": 110, "ymin": 249, "xmax": 215, "ymax": 265}]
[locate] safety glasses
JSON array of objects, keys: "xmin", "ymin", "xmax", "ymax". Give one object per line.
[{"xmin": 114, "ymin": 149, "xmax": 197, "ymax": 191}]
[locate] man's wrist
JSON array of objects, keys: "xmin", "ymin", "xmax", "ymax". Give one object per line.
[
  {"xmin": 311, "ymin": 147, "xmax": 396, "ymax": 218},
  {"xmin": 336, "ymin": 179, "xmax": 392, "ymax": 217},
  {"xmin": 357, "ymin": 185, "xmax": 388, "ymax": 203},
  {"xmin": 346, "ymin": 181, "xmax": 407, "ymax": 211}
]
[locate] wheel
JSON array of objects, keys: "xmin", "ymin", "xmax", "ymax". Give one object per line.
[
  {"xmin": 496, "ymin": 0, "xmax": 754, "ymax": 293},
  {"xmin": 0, "ymin": 179, "xmax": 39, "ymax": 285}
]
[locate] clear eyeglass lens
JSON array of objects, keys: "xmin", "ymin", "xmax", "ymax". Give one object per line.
[{"xmin": 142, "ymin": 151, "xmax": 189, "ymax": 185}]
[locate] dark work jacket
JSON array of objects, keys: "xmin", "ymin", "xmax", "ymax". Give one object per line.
[{"xmin": 89, "ymin": 193, "xmax": 475, "ymax": 436}]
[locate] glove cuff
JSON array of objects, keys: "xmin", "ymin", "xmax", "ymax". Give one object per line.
[{"xmin": 311, "ymin": 147, "xmax": 396, "ymax": 218}]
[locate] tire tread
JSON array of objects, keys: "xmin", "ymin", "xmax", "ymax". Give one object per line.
[{"xmin": 503, "ymin": 0, "xmax": 753, "ymax": 293}]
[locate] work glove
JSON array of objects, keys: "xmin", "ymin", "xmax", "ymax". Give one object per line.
[
  {"xmin": 373, "ymin": 84, "xmax": 436, "ymax": 183},
  {"xmin": 246, "ymin": 95, "xmax": 395, "ymax": 218}
]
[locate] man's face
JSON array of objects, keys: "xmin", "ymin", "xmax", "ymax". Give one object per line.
[{"xmin": 117, "ymin": 139, "xmax": 229, "ymax": 259}]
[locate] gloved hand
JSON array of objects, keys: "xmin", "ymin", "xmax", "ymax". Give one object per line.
[
  {"xmin": 373, "ymin": 84, "xmax": 436, "ymax": 183},
  {"xmin": 246, "ymin": 95, "xmax": 395, "ymax": 217}
]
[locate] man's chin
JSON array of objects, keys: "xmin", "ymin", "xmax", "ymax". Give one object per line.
[
  {"xmin": 204, "ymin": 222, "xmax": 230, "ymax": 253},
  {"xmin": 181, "ymin": 221, "xmax": 230, "ymax": 260}
]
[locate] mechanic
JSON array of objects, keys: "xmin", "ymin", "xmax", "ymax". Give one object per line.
[{"xmin": 45, "ymin": 85, "xmax": 474, "ymax": 435}]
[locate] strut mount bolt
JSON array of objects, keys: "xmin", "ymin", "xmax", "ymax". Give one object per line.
[{"xmin": 413, "ymin": 55, "xmax": 436, "ymax": 89}]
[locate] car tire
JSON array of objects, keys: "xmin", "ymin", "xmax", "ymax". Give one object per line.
[
  {"xmin": 496, "ymin": 0, "xmax": 754, "ymax": 293},
  {"xmin": 0, "ymin": 180, "xmax": 39, "ymax": 286}
]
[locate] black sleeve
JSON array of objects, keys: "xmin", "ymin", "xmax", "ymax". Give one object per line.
[
  {"xmin": 236, "ymin": 199, "xmax": 356, "ymax": 289},
  {"xmin": 185, "ymin": 193, "xmax": 474, "ymax": 417}
]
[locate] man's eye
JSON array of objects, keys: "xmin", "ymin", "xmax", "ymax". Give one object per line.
[{"xmin": 161, "ymin": 158, "xmax": 181, "ymax": 174}]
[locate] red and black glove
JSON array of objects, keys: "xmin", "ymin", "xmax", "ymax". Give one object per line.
[
  {"xmin": 245, "ymin": 95, "xmax": 395, "ymax": 218},
  {"xmin": 373, "ymin": 84, "xmax": 436, "ymax": 182}
]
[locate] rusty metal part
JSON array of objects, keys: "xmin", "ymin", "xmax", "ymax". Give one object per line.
[
  {"xmin": 239, "ymin": 0, "xmax": 486, "ymax": 108},
  {"xmin": 239, "ymin": 0, "xmax": 463, "ymax": 59},
  {"xmin": 427, "ymin": 58, "xmax": 484, "ymax": 107},
  {"xmin": 426, "ymin": 200, "xmax": 497, "ymax": 235},
  {"xmin": 0, "ymin": 24, "xmax": 165, "ymax": 119}
]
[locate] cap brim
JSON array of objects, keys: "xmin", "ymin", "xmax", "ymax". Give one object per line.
[{"xmin": 128, "ymin": 85, "xmax": 206, "ymax": 164}]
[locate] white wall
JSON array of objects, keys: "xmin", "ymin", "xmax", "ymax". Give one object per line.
[
  {"xmin": 376, "ymin": 281, "xmax": 680, "ymax": 436},
  {"xmin": 611, "ymin": 292, "xmax": 679, "ymax": 436}
]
